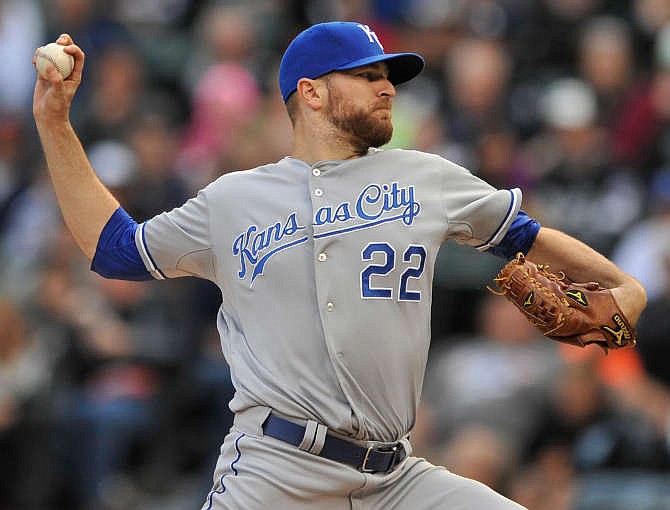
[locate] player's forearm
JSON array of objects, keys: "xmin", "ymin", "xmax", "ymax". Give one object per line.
[
  {"xmin": 36, "ymin": 119, "xmax": 119, "ymax": 260},
  {"xmin": 527, "ymin": 227, "xmax": 647, "ymax": 323},
  {"xmin": 527, "ymin": 228, "xmax": 620, "ymax": 284}
]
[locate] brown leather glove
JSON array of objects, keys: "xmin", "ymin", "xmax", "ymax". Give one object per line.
[{"xmin": 490, "ymin": 253, "xmax": 637, "ymax": 353}]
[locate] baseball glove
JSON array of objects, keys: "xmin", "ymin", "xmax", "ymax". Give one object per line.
[{"xmin": 489, "ymin": 253, "xmax": 637, "ymax": 353}]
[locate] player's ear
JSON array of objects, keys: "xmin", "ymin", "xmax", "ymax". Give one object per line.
[{"xmin": 296, "ymin": 78, "xmax": 325, "ymax": 111}]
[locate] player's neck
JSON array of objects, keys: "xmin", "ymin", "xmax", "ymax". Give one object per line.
[{"xmin": 291, "ymin": 123, "xmax": 364, "ymax": 165}]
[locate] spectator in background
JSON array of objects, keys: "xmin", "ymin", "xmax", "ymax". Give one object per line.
[
  {"xmin": 442, "ymin": 37, "xmax": 512, "ymax": 168},
  {"xmin": 21, "ymin": 227, "xmax": 184, "ymax": 509},
  {"xmin": 177, "ymin": 61, "xmax": 261, "ymax": 187},
  {"xmin": 578, "ymin": 16, "xmax": 636, "ymax": 126},
  {"xmin": 41, "ymin": 0, "xmax": 131, "ymax": 123},
  {"xmin": 123, "ymin": 112, "xmax": 189, "ymax": 220},
  {"xmin": 183, "ymin": 4, "xmax": 264, "ymax": 94},
  {"xmin": 419, "ymin": 294, "xmax": 562, "ymax": 490},
  {"xmin": 42, "ymin": 0, "xmax": 130, "ymax": 57},
  {"xmin": 178, "ymin": 4, "xmax": 263, "ymax": 187},
  {"xmin": 513, "ymin": 0, "xmax": 606, "ymax": 78},
  {"xmin": 517, "ymin": 357, "xmax": 670, "ymax": 510},
  {"xmin": 76, "ymin": 44, "xmax": 146, "ymax": 145},
  {"xmin": 527, "ymin": 77, "xmax": 644, "ymax": 254},
  {"xmin": 634, "ymin": 0, "xmax": 670, "ymax": 41},
  {"xmin": 50, "ymin": 273, "xmax": 176, "ymax": 510},
  {"xmin": 510, "ymin": 363, "xmax": 603, "ymax": 510},
  {"xmin": 112, "ymin": 0, "xmax": 194, "ymax": 83},
  {"xmin": 440, "ymin": 425, "xmax": 516, "ymax": 501},
  {"xmin": 180, "ymin": 322, "xmax": 236, "ymax": 485},
  {"xmin": 620, "ymin": 169, "xmax": 670, "ymax": 397},
  {"xmin": 0, "ymin": 169, "xmax": 62, "ymax": 302},
  {"xmin": 87, "ymin": 139, "xmax": 138, "ymax": 204},
  {"xmin": 612, "ymin": 169, "xmax": 670, "ymax": 301},
  {"xmin": 221, "ymin": 73, "xmax": 295, "ymax": 171},
  {"xmin": 0, "ymin": 115, "xmax": 39, "ymax": 239},
  {"xmin": 608, "ymin": 22, "xmax": 670, "ymax": 175},
  {"xmin": 0, "ymin": 299, "xmax": 57, "ymax": 508},
  {"xmin": 636, "ymin": 255, "xmax": 670, "ymax": 386},
  {"xmin": 0, "ymin": 0, "xmax": 45, "ymax": 115},
  {"xmin": 474, "ymin": 128, "xmax": 526, "ymax": 190}
]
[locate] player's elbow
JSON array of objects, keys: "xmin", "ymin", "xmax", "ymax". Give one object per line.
[
  {"xmin": 633, "ymin": 280, "xmax": 647, "ymax": 326},
  {"xmin": 632, "ymin": 276, "xmax": 647, "ymax": 312},
  {"xmin": 620, "ymin": 275, "xmax": 648, "ymax": 326},
  {"xmin": 625, "ymin": 271, "xmax": 647, "ymax": 302}
]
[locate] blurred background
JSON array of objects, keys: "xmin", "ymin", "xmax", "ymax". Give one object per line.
[{"xmin": 2, "ymin": 0, "xmax": 670, "ymax": 509}]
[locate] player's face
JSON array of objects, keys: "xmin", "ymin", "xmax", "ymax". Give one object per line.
[{"xmin": 322, "ymin": 63, "xmax": 396, "ymax": 152}]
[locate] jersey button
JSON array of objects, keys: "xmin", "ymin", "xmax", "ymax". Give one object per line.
[
  {"xmin": 314, "ymin": 188, "xmax": 323, "ymax": 197},
  {"xmin": 312, "ymin": 168, "xmax": 321, "ymax": 176},
  {"xmin": 318, "ymin": 253, "xmax": 327, "ymax": 262},
  {"xmin": 327, "ymin": 302, "xmax": 334, "ymax": 312}
]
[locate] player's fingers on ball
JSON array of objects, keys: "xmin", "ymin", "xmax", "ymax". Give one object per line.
[
  {"xmin": 56, "ymin": 33, "xmax": 73, "ymax": 46},
  {"xmin": 65, "ymin": 45, "xmax": 85, "ymax": 82},
  {"xmin": 45, "ymin": 63, "xmax": 65, "ymax": 86}
]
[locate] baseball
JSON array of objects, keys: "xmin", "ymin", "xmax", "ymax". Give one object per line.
[{"xmin": 35, "ymin": 43, "xmax": 74, "ymax": 80}]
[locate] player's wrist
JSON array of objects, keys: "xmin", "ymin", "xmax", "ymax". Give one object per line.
[{"xmin": 35, "ymin": 116, "xmax": 73, "ymax": 137}]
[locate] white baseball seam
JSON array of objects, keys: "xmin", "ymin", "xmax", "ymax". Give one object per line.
[{"xmin": 38, "ymin": 52, "xmax": 67, "ymax": 76}]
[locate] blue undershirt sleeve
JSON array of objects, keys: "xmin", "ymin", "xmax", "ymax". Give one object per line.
[
  {"xmin": 486, "ymin": 210, "xmax": 541, "ymax": 260},
  {"xmin": 90, "ymin": 207, "xmax": 153, "ymax": 281}
]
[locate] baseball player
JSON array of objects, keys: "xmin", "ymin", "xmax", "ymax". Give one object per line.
[{"xmin": 33, "ymin": 23, "xmax": 646, "ymax": 510}]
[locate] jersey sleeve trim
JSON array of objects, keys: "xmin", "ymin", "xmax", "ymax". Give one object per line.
[
  {"xmin": 90, "ymin": 207, "xmax": 153, "ymax": 281},
  {"xmin": 485, "ymin": 210, "xmax": 541, "ymax": 259},
  {"xmin": 135, "ymin": 221, "xmax": 167, "ymax": 280},
  {"xmin": 474, "ymin": 188, "xmax": 522, "ymax": 251}
]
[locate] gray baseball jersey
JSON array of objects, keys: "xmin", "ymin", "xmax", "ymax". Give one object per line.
[{"xmin": 135, "ymin": 148, "xmax": 521, "ymax": 443}]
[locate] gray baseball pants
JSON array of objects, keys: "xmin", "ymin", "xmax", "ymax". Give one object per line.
[{"xmin": 201, "ymin": 406, "xmax": 526, "ymax": 510}]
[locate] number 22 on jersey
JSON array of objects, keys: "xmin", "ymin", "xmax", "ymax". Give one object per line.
[{"xmin": 360, "ymin": 242, "xmax": 427, "ymax": 301}]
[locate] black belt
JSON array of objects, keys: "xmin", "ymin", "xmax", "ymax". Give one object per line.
[{"xmin": 262, "ymin": 414, "xmax": 406, "ymax": 474}]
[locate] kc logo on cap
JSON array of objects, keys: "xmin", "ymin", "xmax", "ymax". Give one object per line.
[
  {"xmin": 357, "ymin": 24, "xmax": 384, "ymax": 49},
  {"xmin": 278, "ymin": 21, "xmax": 424, "ymax": 102}
]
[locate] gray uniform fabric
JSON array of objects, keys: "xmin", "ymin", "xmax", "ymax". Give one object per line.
[
  {"xmin": 200, "ymin": 405, "xmax": 526, "ymax": 510},
  {"xmin": 135, "ymin": 148, "xmax": 524, "ymax": 509}
]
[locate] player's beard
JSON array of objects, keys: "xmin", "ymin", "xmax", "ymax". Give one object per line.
[{"xmin": 324, "ymin": 83, "xmax": 393, "ymax": 155}]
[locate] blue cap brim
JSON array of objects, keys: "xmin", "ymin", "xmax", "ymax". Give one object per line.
[{"xmin": 333, "ymin": 52, "xmax": 425, "ymax": 86}]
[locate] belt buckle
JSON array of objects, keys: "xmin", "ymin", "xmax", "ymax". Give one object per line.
[
  {"xmin": 360, "ymin": 446, "xmax": 377, "ymax": 473},
  {"xmin": 359, "ymin": 444, "xmax": 403, "ymax": 474}
]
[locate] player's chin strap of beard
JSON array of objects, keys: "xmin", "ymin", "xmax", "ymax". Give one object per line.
[{"xmin": 237, "ymin": 407, "xmax": 409, "ymax": 473}]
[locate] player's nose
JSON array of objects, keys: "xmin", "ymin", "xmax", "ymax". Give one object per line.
[{"xmin": 378, "ymin": 78, "xmax": 396, "ymax": 98}]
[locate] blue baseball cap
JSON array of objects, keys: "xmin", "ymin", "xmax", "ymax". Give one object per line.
[{"xmin": 279, "ymin": 21, "xmax": 425, "ymax": 102}]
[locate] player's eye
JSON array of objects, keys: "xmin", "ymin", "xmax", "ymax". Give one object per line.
[{"xmin": 357, "ymin": 72, "xmax": 385, "ymax": 81}]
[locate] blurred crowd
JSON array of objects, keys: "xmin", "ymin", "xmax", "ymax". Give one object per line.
[{"xmin": 2, "ymin": 0, "xmax": 670, "ymax": 509}]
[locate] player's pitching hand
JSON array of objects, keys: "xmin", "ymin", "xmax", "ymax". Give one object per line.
[{"xmin": 33, "ymin": 34, "xmax": 85, "ymax": 125}]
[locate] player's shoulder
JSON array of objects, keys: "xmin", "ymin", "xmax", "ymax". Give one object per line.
[
  {"xmin": 210, "ymin": 160, "xmax": 289, "ymax": 182},
  {"xmin": 376, "ymin": 147, "xmax": 443, "ymax": 162},
  {"xmin": 201, "ymin": 159, "xmax": 296, "ymax": 193},
  {"xmin": 377, "ymin": 148, "xmax": 472, "ymax": 174}
]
